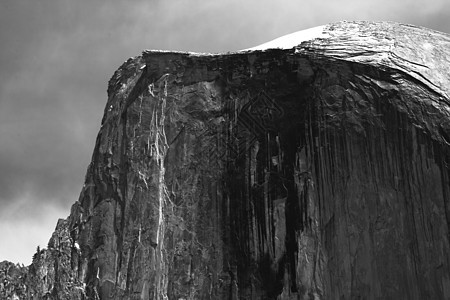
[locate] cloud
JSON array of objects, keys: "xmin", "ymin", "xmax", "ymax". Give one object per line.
[
  {"xmin": 0, "ymin": 0, "xmax": 449, "ymax": 264},
  {"xmin": 0, "ymin": 191, "xmax": 69, "ymax": 265}
]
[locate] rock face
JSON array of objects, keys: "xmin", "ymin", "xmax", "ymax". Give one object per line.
[
  {"xmin": 0, "ymin": 261, "xmax": 27, "ymax": 299},
  {"xmin": 3, "ymin": 21, "xmax": 450, "ymax": 299}
]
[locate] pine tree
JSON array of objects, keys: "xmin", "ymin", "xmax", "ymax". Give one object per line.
[{"xmin": 32, "ymin": 246, "xmax": 41, "ymax": 261}]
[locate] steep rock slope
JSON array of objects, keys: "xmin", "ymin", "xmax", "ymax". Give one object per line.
[{"xmin": 5, "ymin": 21, "xmax": 450, "ymax": 299}]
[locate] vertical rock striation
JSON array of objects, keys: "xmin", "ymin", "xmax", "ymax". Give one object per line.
[{"xmin": 3, "ymin": 21, "xmax": 450, "ymax": 299}]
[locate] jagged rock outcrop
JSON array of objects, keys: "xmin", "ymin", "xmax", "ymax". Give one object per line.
[
  {"xmin": 3, "ymin": 21, "xmax": 450, "ymax": 299},
  {"xmin": 0, "ymin": 261, "xmax": 27, "ymax": 299}
]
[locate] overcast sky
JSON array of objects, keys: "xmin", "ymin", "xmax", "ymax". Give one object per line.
[{"xmin": 1, "ymin": 0, "xmax": 449, "ymax": 265}]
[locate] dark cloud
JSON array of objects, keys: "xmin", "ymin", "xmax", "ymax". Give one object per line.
[{"xmin": 1, "ymin": 0, "xmax": 449, "ymax": 264}]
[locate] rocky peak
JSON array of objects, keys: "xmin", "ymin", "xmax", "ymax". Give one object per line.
[{"xmin": 2, "ymin": 21, "xmax": 450, "ymax": 299}]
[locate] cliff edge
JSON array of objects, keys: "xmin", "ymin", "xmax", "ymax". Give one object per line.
[{"xmin": 3, "ymin": 21, "xmax": 450, "ymax": 299}]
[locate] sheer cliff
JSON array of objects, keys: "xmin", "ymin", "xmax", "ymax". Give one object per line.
[{"xmin": 4, "ymin": 21, "xmax": 450, "ymax": 299}]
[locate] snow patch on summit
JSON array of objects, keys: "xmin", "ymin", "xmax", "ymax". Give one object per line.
[{"xmin": 242, "ymin": 25, "xmax": 329, "ymax": 51}]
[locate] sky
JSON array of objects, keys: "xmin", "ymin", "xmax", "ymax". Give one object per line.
[{"xmin": 1, "ymin": 0, "xmax": 449, "ymax": 266}]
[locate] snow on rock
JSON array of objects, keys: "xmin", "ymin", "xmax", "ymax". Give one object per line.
[{"xmin": 241, "ymin": 25, "xmax": 329, "ymax": 51}]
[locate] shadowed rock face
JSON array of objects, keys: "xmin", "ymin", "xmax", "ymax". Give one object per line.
[{"xmin": 3, "ymin": 21, "xmax": 450, "ymax": 299}]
